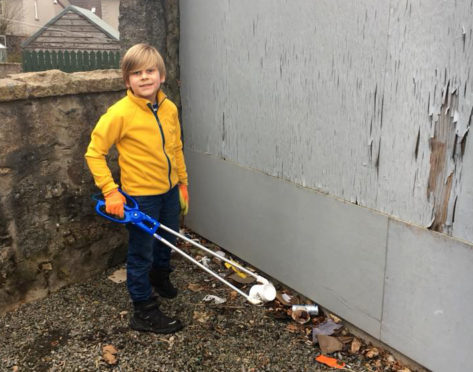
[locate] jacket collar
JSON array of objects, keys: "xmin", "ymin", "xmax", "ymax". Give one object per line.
[{"xmin": 126, "ymin": 89, "xmax": 167, "ymax": 110}]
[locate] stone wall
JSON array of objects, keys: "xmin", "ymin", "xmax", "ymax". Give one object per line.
[{"xmin": 0, "ymin": 69, "xmax": 128, "ymax": 313}]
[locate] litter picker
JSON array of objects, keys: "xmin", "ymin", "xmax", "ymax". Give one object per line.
[{"xmin": 94, "ymin": 190, "xmax": 276, "ymax": 305}]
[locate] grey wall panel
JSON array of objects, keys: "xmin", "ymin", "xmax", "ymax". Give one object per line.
[
  {"xmin": 180, "ymin": 0, "xmax": 473, "ymax": 243},
  {"xmin": 379, "ymin": 0, "xmax": 473, "ymax": 237},
  {"xmin": 180, "ymin": 1, "xmax": 473, "ymax": 369},
  {"xmin": 180, "ymin": 0, "xmax": 391, "ymax": 204},
  {"xmin": 186, "ymin": 151, "xmax": 387, "ymax": 337},
  {"xmin": 382, "ymin": 220, "xmax": 473, "ymax": 372}
]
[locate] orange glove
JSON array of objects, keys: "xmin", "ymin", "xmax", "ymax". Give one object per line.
[
  {"xmin": 178, "ymin": 184, "xmax": 189, "ymax": 215},
  {"xmin": 104, "ymin": 189, "xmax": 126, "ymax": 218}
]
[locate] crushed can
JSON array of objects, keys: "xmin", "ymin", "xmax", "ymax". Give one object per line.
[{"xmin": 291, "ymin": 304, "xmax": 319, "ymax": 324}]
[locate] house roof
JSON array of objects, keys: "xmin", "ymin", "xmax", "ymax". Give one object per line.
[{"xmin": 22, "ymin": 5, "xmax": 119, "ymax": 48}]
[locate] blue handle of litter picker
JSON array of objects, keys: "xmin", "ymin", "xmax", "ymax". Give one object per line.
[{"xmin": 93, "ymin": 190, "xmax": 160, "ymax": 235}]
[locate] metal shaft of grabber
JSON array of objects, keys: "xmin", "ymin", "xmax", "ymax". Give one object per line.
[
  {"xmin": 158, "ymin": 224, "xmax": 260, "ymax": 280},
  {"xmin": 154, "ymin": 234, "xmax": 257, "ymax": 303}
]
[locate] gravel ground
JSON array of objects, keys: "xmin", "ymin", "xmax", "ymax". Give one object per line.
[{"xmin": 0, "ymin": 230, "xmax": 413, "ymax": 372}]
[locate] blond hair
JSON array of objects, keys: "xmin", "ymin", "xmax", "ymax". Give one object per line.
[{"xmin": 121, "ymin": 43, "xmax": 166, "ymax": 82}]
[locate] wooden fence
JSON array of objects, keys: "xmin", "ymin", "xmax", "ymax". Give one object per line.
[{"xmin": 22, "ymin": 50, "xmax": 120, "ymax": 72}]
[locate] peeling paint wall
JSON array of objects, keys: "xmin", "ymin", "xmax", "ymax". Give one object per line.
[
  {"xmin": 180, "ymin": 0, "xmax": 473, "ymax": 243},
  {"xmin": 381, "ymin": 1, "xmax": 473, "ymax": 241}
]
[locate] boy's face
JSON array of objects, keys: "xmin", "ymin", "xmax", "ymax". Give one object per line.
[{"xmin": 126, "ymin": 65, "xmax": 165, "ymax": 104}]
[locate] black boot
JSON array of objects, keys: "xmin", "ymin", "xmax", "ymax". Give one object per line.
[
  {"xmin": 130, "ymin": 298, "xmax": 183, "ymax": 334},
  {"xmin": 149, "ymin": 267, "xmax": 178, "ymax": 298}
]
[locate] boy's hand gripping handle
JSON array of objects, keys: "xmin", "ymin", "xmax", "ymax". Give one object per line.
[{"xmin": 93, "ymin": 190, "xmax": 160, "ymax": 235}]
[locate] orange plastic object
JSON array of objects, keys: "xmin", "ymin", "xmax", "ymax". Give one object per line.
[{"xmin": 315, "ymin": 354, "xmax": 346, "ymax": 369}]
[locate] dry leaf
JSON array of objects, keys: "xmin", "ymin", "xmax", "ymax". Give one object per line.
[
  {"xmin": 108, "ymin": 268, "xmax": 126, "ymax": 284},
  {"xmin": 340, "ymin": 328, "xmax": 349, "ymax": 336},
  {"xmin": 229, "ymin": 291, "xmax": 238, "ymax": 300},
  {"xmin": 41, "ymin": 263, "xmax": 53, "ymax": 271},
  {"xmin": 265, "ymin": 307, "xmax": 289, "ymax": 320},
  {"xmin": 328, "ymin": 313, "xmax": 342, "ymax": 323},
  {"xmin": 396, "ymin": 369, "xmax": 411, "ymax": 372},
  {"xmin": 103, "ymin": 345, "xmax": 117, "ymax": 354},
  {"xmin": 365, "ymin": 347, "xmax": 379, "ymax": 358},
  {"xmin": 102, "ymin": 345, "xmax": 118, "ymax": 354},
  {"xmin": 317, "ymin": 335, "xmax": 344, "ymax": 354},
  {"xmin": 102, "ymin": 344, "xmax": 118, "ymax": 365},
  {"xmin": 350, "ymin": 338, "xmax": 362, "ymax": 353},
  {"xmin": 193, "ymin": 311, "xmax": 210, "ymax": 323},
  {"xmin": 386, "ymin": 354, "xmax": 395, "ymax": 364},
  {"xmin": 285, "ymin": 323, "xmax": 300, "ymax": 333},
  {"xmin": 103, "ymin": 353, "xmax": 117, "ymax": 365},
  {"xmin": 338, "ymin": 336, "xmax": 353, "ymax": 344},
  {"xmin": 228, "ymin": 273, "xmax": 255, "ymax": 284},
  {"xmin": 119, "ymin": 311, "xmax": 128, "ymax": 320},
  {"xmin": 188, "ymin": 283, "xmax": 203, "ymax": 292}
]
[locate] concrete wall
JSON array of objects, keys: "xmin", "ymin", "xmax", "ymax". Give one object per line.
[
  {"xmin": 8, "ymin": 0, "xmax": 66, "ymax": 36},
  {"xmin": 101, "ymin": 0, "xmax": 119, "ymax": 31},
  {"xmin": 179, "ymin": 1, "xmax": 473, "ymax": 371}
]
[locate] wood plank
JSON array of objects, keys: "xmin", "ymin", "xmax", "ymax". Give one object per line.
[
  {"xmin": 32, "ymin": 37, "xmax": 118, "ymax": 44},
  {"xmin": 35, "ymin": 36, "xmax": 112, "ymax": 43},
  {"xmin": 60, "ymin": 14, "xmax": 90, "ymax": 22},
  {"xmin": 30, "ymin": 43, "xmax": 119, "ymax": 49},
  {"xmin": 29, "ymin": 43, "xmax": 120, "ymax": 50},
  {"xmin": 38, "ymin": 31, "xmax": 107, "ymax": 38},
  {"xmin": 55, "ymin": 19, "xmax": 94, "ymax": 26},
  {"xmin": 45, "ymin": 25, "xmax": 102, "ymax": 32}
]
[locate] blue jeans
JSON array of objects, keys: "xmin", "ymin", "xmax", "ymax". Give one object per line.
[{"xmin": 126, "ymin": 186, "xmax": 180, "ymax": 303}]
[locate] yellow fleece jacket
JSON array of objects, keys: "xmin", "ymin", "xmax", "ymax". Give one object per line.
[{"xmin": 85, "ymin": 89, "xmax": 188, "ymax": 196}]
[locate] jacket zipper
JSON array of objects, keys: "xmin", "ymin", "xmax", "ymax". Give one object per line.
[{"xmin": 148, "ymin": 103, "xmax": 172, "ymax": 190}]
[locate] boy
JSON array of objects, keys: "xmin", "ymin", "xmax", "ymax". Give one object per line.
[{"xmin": 85, "ymin": 43, "xmax": 189, "ymax": 334}]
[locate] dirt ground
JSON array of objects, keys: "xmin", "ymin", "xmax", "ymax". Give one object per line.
[{"xmin": 0, "ymin": 229, "xmax": 417, "ymax": 371}]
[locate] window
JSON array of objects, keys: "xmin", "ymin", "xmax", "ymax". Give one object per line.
[
  {"xmin": 0, "ymin": 0, "xmax": 4, "ymax": 16},
  {"xmin": 0, "ymin": 35, "xmax": 6, "ymax": 47}
]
